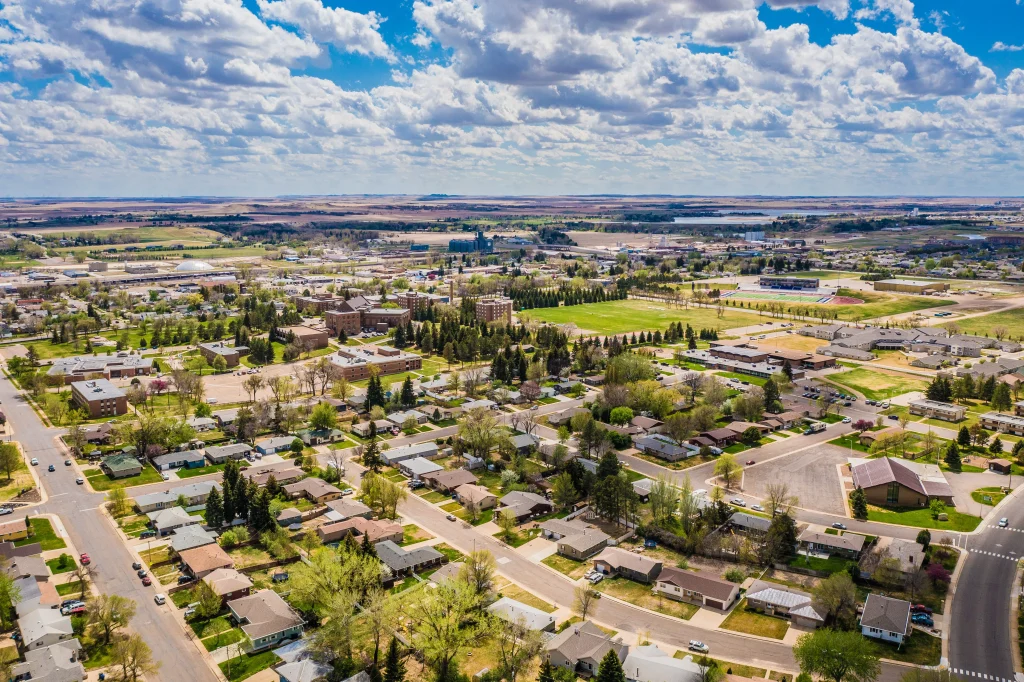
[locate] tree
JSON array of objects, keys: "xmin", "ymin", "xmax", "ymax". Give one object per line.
[
  {"xmin": 873, "ymin": 556, "xmax": 904, "ymax": 591},
  {"xmin": 384, "ymin": 637, "xmax": 406, "ymax": 682},
  {"xmin": 765, "ymin": 482, "xmax": 798, "ymax": 518},
  {"xmin": 991, "ymin": 436, "xmax": 1005, "ymax": 454},
  {"xmin": 763, "ymin": 377, "xmax": 781, "ymax": 411},
  {"xmin": 596, "ymin": 450, "xmax": 620, "ymax": 479},
  {"xmin": 194, "ymin": 579, "xmax": 223, "ymax": 621},
  {"xmin": 458, "ymin": 549, "xmax": 497, "ymax": 597},
  {"xmin": 309, "ymin": 401, "xmax": 338, "ymax": 432},
  {"xmin": 573, "ymin": 584, "xmax": 598, "ymax": 621},
  {"xmin": 205, "ymin": 486, "xmax": 224, "ymax": 528},
  {"xmin": 361, "ymin": 472, "xmax": 407, "ymax": 519},
  {"xmin": 400, "ymin": 376, "xmax": 416, "ymax": 407},
  {"xmin": 992, "ymin": 382, "xmax": 1013, "ymax": 412},
  {"xmin": 714, "ymin": 453, "xmax": 740, "ymax": 490},
  {"xmin": 363, "ymin": 588, "xmax": 400, "ymax": 666},
  {"xmin": 740, "ymin": 426, "xmax": 762, "ymax": 447},
  {"xmin": 363, "ymin": 422, "xmax": 383, "ymax": 471},
  {"xmin": 793, "ymin": 629, "xmax": 880, "ymax": 682},
  {"xmin": 87, "ymin": 594, "xmax": 137, "ymax": 644},
  {"xmin": 410, "ymin": 580, "xmax": 488, "ymax": 682},
  {"xmin": 290, "ymin": 545, "xmax": 383, "ymax": 615},
  {"xmin": 595, "ymin": 650, "xmax": 626, "ymax": 682},
  {"xmin": 850, "ymin": 487, "xmax": 868, "ymax": 521},
  {"xmin": 944, "ymin": 441, "xmax": 961, "ymax": 472},
  {"xmin": 812, "ymin": 573, "xmax": 859, "ymax": 630},
  {"xmin": 916, "ymin": 529, "xmax": 931, "ymax": 549},
  {"xmin": 762, "ymin": 513, "xmax": 798, "ymax": 565},
  {"xmin": 0, "ymin": 571, "xmax": 21, "ymax": 629},
  {"xmin": 498, "ymin": 508, "xmax": 518, "ymax": 541},
  {"xmin": 243, "ymin": 374, "xmax": 264, "ymax": 403},
  {"xmin": 107, "ymin": 485, "xmax": 131, "ymax": 518},
  {"xmin": 495, "ymin": 614, "xmax": 543, "ymax": 682},
  {"xmin": 957, "ymin": 425, "xmax": 971, "ymax": 447},
  {"xmin": 110, "ymin": 633, "xmax": 159, "ymax": 682},
  {"xmin": 648, "ymin": 476, "xmax": 679, "ymax": 527},
  {"xmin": 609, "ymin": 406, "xmax": 634, "ymax": 425}
]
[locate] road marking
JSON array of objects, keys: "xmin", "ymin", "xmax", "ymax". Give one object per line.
[
  {"xmin": 951, "ymin": 672, "xmax": 1014, "ymax": 682},
  {"xmin": 969, "ymin": 548, "xmax": 1019, "ymax": 562}
]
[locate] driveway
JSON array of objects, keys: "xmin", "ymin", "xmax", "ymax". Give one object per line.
[{"xmin": 741, "ymin": 443, "xmax": 850, "ymax": 515}]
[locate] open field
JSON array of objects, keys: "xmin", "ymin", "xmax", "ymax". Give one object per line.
[
  {"xmin": 825, "ymin": 368, "xmax": 929, "ymax": 401},
  {"xmin": 526, "ymin": 299, "xmax": 765, "ymax": 335},
  {"xmin": 828, "ymin": 289, "xmax": 955, "ymax": 321},
  {"xmin": 943, "ymin": 309, "xmax": 1024, "ymax": 339},
  {"xmin": 867, "ymin": 505, "xmax": 982, "ymax": 531},
  {"xmin": 753, "ymin": 334, "xmax": 830, "ymax": 353}
]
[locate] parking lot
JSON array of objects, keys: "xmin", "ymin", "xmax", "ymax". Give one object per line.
[{"xmin": 742, "ymin": 443, "xmax": 850, "ymax": 515}]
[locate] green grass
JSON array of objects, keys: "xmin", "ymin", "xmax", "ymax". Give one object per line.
[
  {"xmin": 202, "ymin": 628, "xmax": 246, "ymax": 652},
  {"xmin": 85, "ymin": 463, "xmax": 165, "ymax": 491},
  {"xmin": 829, "ymin": 435, "xmax": 872, "ymax": 453},
  {"xmin": 56, "ymin": 581, "xmax": 86, "ymax": 597},
  {"xmin": 440, "ymin": 501, "xmax": 462, "ymax": 512},
  {"xmin": 596, "ymin": 577, "xmax": 698, "ymax": 620},
  {"xmin": 176, "ymin": 463, "xmax": 223, "ymax": 479},
  {"xmin": 825, "ymin": 368, "xmax": 929, "ymax": 401},
  {"xmin": 415, "ymin": 489, "xmax": 449, "ymax": 503},
  {"xmin": 867, "ymin": 631, "xmax": 941, "ymax": 665},
  {"xmin": 541, "ymin": 554, "xmax": 589, "ymax": 579},
  {"xmin": 867, "ymin": 506, "xmax": 982, "ymax": 532},
  {"xmin": 527, "ymin": 299, "xmax": 766, "ymax": 335},
  {"xmin": 219, "ymin": 650, "xmax": 281, "ymax": 682},
  {"xmin": 15, "ymin": 518, "xmax": 66, "ymax": 550},
  {"xmin": 971, "ymin": 487, "xmax": 1008, "ymax": 507},
  {"xmin": 948, "ymin": 309, "xmax": 1024, "ymax": 339},
  {"xmin": 715, "ymin": 371, "xmax": 768, "ymax": 387},
  {"xmin": 671, "ymin": 652, "xmax": 768, "ymax": 679},
  {"xmin": 785, "ymin": 554, "xmax": 857, "ymax": 575},
  {"xmin": 719, "ymin": 599, "xmax": 790, "ymax": 639},
  {"xmin": 46, "ymin": 555, "xmax": 76, "ymax": 574}
]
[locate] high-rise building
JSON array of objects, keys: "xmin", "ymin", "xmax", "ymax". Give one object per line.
[{"xmin": 476, "ymin": 298, "xmax": 513, "ymax": 324}]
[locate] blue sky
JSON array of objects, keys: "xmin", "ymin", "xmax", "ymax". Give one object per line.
[{"xmin": 0, "ymin": 0, "xmax": 1022, "ymax": 197}]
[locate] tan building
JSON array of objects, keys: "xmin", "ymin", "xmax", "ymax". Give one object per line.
[
  {"xmin": 274, "ymin": 326, "xmax": 329, "ymax": 350},
  {"xmin": 325, "ymin": 295, "xmax": 410, "ymax": 335},
  {"xmin": 329, "ymin": 345, "xmax": 422, "ymax": 381},
  {"xmin": 476, "ymin": 298, "xmax": 513, "ymax": 324},
  {"xmin": 291, "ymin": 294, "xmax": 345, "ymax": 314},
  {"xmin": 872, "ymin": 279, "xmax": 949, "ymax": 294},
  {"xmin": 395, "ymin": 291, "xmax": 431, "ymax": 312},
  {"xmin": 71, "ymin": 379, "xmax": 127, "ymax": 418},
  {"xmin": 199, "ymin": 342, "xmax": 246, "ymax": 368},
  {"xmin": 325, "ymin": 308, "xmax": 362, "ymax": 336},
  {"xmin": 908, "ymin": 399, "xmax": 966, "ymax": 422},
  {"xmin": 851, "ymin": 457, "xmax": 954, "ymax": 507}
]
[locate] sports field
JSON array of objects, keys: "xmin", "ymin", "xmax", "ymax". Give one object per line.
[
  {"xmin": 722, "ymin": 290, "xmax": 835, "ymax": 304},
  {"xmin": 526, "ymin": 299, "xmax": 765, "ymax": 335}
]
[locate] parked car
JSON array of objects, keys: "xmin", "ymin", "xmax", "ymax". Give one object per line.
[
  {"xmin": 136, "ymin": 569, "xmax": 147, "ymax": 578},
  {"xmin": 141, "ymin": 576, "xmax": 152, "ymax": 586},
  {"xmin": 132, "ymin": 562, "xmax": 142, "ymax": 571},
  {"xmin": 911, "ymin": 604, "xmax": 933, "ymax": 615},
  {"xmin": 79, "ymin": 553, "xmax": 90, "ymax": 565},
  {"xmin": 30, "ymin": 458, "xmax": 38, "ymax": 466},
  {"xmin": 60, "ymin": 604, "xmax": 86, "ymax": 616},
  {"xmin": 588, "ymin": 574, "xmax": 604, "ymax": 584},
  {"xmin": 64, "ymin": 459, "xmax": 72, "ymax": 466},
  {"xmin": 911, "ymin": 613, "xmax": 934, "ymax": 627},
  {"xmin": 177, "ymin": 575, "xmax": 193, "ymax": 585},
  {"xmin": 688, "ymin": 641, "xmax": 709, "ymax": 653},
  {"xmin": 183, "ymin": 607, "xmax": 196, "ymax": 618},
  {"xmin": 139, "ymin": 529, "xmax": 156, "ymax": 538},
  {"xmin": 751, "ymin": 504, "xmax": 764, "ymax": 512},
  {"xmin": 60, "ymin": 599, "xmax": 83, "ymax": 609},
  {"xmin": 154, "ymin": 594, "xmax": 166, "ymax": 606},
  {"xmin": 731, "ymin": 498, "xmax": 746, "ymax": 507},
  {"xmin": 832, "ymin": 523, "xmax": 847, "ymax": 530},
  {"xmin": 75, "ymin": 478, "xmax": 84, "ymax": 485}
]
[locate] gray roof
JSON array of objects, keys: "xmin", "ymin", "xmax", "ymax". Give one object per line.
[
  {"xmin": 70, "ymin": 378, "xmax": 125, "ymax": 400},
  {"xmin": 170, "ymin": 525, "xmax": 218, "ymax": 553},
  {"xmin": 400, "ymin": 457, "xmax": 443, "ymax": 477},
  {"xmin": 48, "ymin": 353, "xmax": 152, "ymax": 376},
  {"xmin": 277, "ymin": 658, "xmax": 333, "ymax": 682},
  {"xmin": 151, "ymin": 449, "xmax": 205, "ymax": 468},
  {"xmin": 12, "ymin": 639, "xmax": 84, "ymax": 682},
  {"xmin": 18, "ymin": 608, "xmax": 73, "ymax": 647},
  {"xmin": 146, "ymin": 506, "xmax": 199, "ymax": 531},
  {"xmin": 861, "ymin": 594, "xmax": 911, "ymax": 635},
  {"xmin": 135, "ymin": 481, "xmax": 220, "ymax": 510},
  {"xmin": 745, "ymin": 580, "xmax": 824, "ymax": 622},
  {"xmin": 798, "ymin": 529, "xmax": 866, "ymax": 553},
  {"xmin": 511, "ymin": 433, "xmax": 539, "ymax": 449},
  {"xmin": 380, "ymin": 441, "xmax": 438, "ymax": 465},
  {"xmin": 546, "ymin": 620, "xmax": 626, "ymax": 666},
  {"xmin": 204, "ymin": 443, "xmax": 252, "ymax": 460},
  {"xmin": 228, "ymin": 590, "xmax": 303, "ymax": 640},
  {"xmin": 729, "ymin": 512, "xmax": 771, "ymax": 533},
  {"xmin": 487, "ymin": 597, "xmax": 556, "ymax": 631},
  {"xmin": 655, "ymin": 567, "xmax": 736, "ymax": 602},
  {"xmin": 199, "ymin": 342, "xmax": 242, "ymax": 356},
  {"xmin": 374, "ymin": 540, "xmax": 443, "ymax": 572}
]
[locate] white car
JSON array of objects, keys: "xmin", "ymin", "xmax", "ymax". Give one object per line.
[
  {"xmin": 999, "ymin": 518, "xmax": 1009, "ymax": 528},
  {"xmin": 688, "ymin": 641, "xmax": 709, "ymax": 653},
  {"xmin": 589, "ymin": 574, "xmax": 604, "ymax": 584},
  {"xmin": 750, "ymin": 504, "xmax": 764, "ymax": 512},
  {"xmin": 731, "ymin": 498, "xmax": 746, "ymax": 507},
  {"xmin": 842, "ymin": 417, "xmax": 851, "ymax": 424},
  {"xmin": 153, "ymin": 594, "xmax": 166, "ymax": 605},
  {"xmin": 30, "ymin": 458, "xmax": 38, "ymax": 466}
]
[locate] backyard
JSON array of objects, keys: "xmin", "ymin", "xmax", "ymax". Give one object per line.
[{"xmin": 527, "ymin": 299, "xmax": 766, "ymax": 335}]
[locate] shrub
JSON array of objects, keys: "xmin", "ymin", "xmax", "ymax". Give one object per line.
[{"xmin": 724, "ymin": 569, "xmax": 745, "ymax": 583}]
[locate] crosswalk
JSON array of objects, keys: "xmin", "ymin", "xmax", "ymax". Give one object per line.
[
  {"xmin": 949, "ymin": 669, "xmax": 1014, "ymax": 681},
  {"xmin": 969, "ymin": 548, "xmax": 1019, "ymax": 562},
  {"xmin": 988, "ymin": 524, "xmax": 1024, "ymax": 532}
]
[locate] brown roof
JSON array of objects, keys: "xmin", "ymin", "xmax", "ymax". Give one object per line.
[
  {"xmin": 455, "ymin": 484, "xmax": 496, "ymax": 505},
  {"xmin": 593, "ymin": 547, "xmax": 662, "ymax": 576},
  {"xmin": 178, "ymin": 543, "xmax": 233, "ymax": 574},
  {"xmin": 655, "ymin": 566, "xmax": 737, "ymax": 602},
  {"xmin": 317, "ymin": 517, "xmax": 402, "ymax": 543},
  {"xmin": 228, "ymin": 590, "xmax": 303, "ymax": 640},
  {"xmin": 243, "ymin": 467, "xmax": 304, "ymax": 486},
  {"xmin": 421, "ymin": 469, "xmax": 478, "ymax": 489},
  {"xmin": 204, "ymin": 568, "xmax": 254, "ymax": 596},
  {"xmin": 703, "ymin": 428, "xmax": 737, "ymax": 441},
  {"xmin": 851, "ymin": 457, "xmax": 926, "ymax": 496},
  {"xmin": 282, "ymin": 478, "xmax": 343, "ymax": 499}
]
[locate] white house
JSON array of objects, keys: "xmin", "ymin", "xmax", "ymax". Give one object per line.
[{"xmin": 860, "ymin": 594, "xmax": 912, "ymax": 645}]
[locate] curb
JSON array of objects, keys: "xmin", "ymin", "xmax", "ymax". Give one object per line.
[
  {"xmin": 941, "ymin": 544, "xmax": 969, "ymax": 664},
  {"xmin": 1012, "ymin": 564, "xmax": 1023, "ymax": 674}
]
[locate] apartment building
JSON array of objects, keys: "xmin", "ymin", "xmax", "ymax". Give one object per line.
[
  {"xmin": 71, "ymin": 379, "xmax": 127, "ymax": 417},
  {"xmin": 476, "ymin": 298, "xmax": 513, "ymax": 324},
  {"xmin": 198, "ymin": 341, "xmax": 248, "ymax": 368},
  {"xmin": 908, "ymin": 399, "xmax": 967, "ymax": 422},
  {"xmin": 274, "ymin": 326, "xmax": 329, "ymax": 350},
  {"xmin": 329, "ymin": 345, "xmax": 422, "ymax": 381},
  {"xmin": 325, "ymin": 295, "xmax": 410, "ymax": 335}
]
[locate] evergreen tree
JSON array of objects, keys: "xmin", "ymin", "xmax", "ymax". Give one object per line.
[
  {"xmin": 782, "ymin": 360, "xmax": 794, "ymax": 381},
  {"xmin": 595, "ymin": 649, "xmax": 626, "ymax": 682},
  {"xmin": 957, "ymin": 425, "xmax": 972, "ymax": 447},
  {"xmin": 763, "ymin": 377, "xmax": 781, "ymax": 411},
  {"xmin": 365, "ymin": 374, "xmax": 386, "ymax": 411},
  {"xmin": 1013, "ymin": 439, "xmax": 1024, "ymax": 464},
  {"xmin": 990, "ymin": 436, "xmax": 1004, "ymax": 455},
  {"xmin": 596, "ymin": 450, "xmax": 620, "ymax": 479},
  {"xmin": 233, "ymin": 477, "xmax": 250, "ymax": 520},
  {"xmin": 687, "ymin": 336, "xmax": 697, "ymax": 350},
  {"xmin": 363, "ymin": 422, "xmax": 382, "ymax": 471},
  {"xmin": 400, "ymin": 376, "xmax": 416, "ymax": 407},
  {"xmin": 992, "ymin": 382, "xmax": 1013, "ymax": 412},
  {"xmin": 944, "ymin": 441, "xmax": 962, "ymax": 472},
  {"xmin": 383, "ymin": 638, "xmax": 406, "ymax": 682},
  {"xmin": 537, "ymin": 660, "xmax": 553, "ymax": 682},
  {"xmin": 361, "ymin": 530, "xmax": 377, "ymax": 557},
  {"xmin": 205, "ymin": 487, "xmax": 224, "ymax": 528},
  {"xmin": 850, "ymin": 486, "xmax": 868, "ymax": 520},
  {"xmin": 249, "ymin": 488, "xmax": 272, "ymax": 531},
  {"xmin": 393, "ymin": 324, "xmax": 407, "ymax": 348}
]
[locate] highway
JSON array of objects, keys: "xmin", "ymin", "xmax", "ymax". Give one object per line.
[{"xmin": 0, "ymin": 375, "xmax": 218, "ymax": 682}]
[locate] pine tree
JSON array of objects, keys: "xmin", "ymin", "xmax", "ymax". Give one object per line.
[
  {"xmin": 361, "ymin": 531, "xmax": 377, "ymax": 557},
  {"xmin": 944, "ymin": 442, "xmax": 962, "ymax": 472},
  {"xmin": 595, "ymin": 649, "xmax": 626, "ymax": 682},
  {"xmin": 400, "ymin": 376, "xmax": 416, "ymax": 407},
  {"xmin": 233, "ymin": 477, "xmax": 250, "ymax": 520},
  {"xmin": 205, "ymin": 487, "xmax": 224, "ymax": 528},
  {"xmin": 990, "ymin": 436, "xmax": 1004, "ymax": 455},
  {"xmin": 957, "ymin": 425, "xmax": 971, "ymax": 447},
  {"xmin": 596, "ymin": 450, "xmax": 620, "ymax": 479},
  {"xmin": 782, "ymin": 360, "xmax": 794, "ymax": 381},
  {"xmin": 365, "ymin": 374, "xmax": 385, "ymax": 411},
  {"xmin": 363, "ymin": 423, "xmax": 382, "ymax": 471},
  {"xmin": 1013, "ymin": 439, "xmax": 1024, "ymax": 464},
  {"xmin": 850, "ymin": 486, "xmax": 868, "ymax": 520},
  {"xmin": 383, "ymin": 638, "xmax": 406, "ymax": 682},
  {"xmin": 763, "ymin": 377, "xmax": 781, "ymax": 411},
  {"xmin": 538, "ymin": 660, "xmax": 554, "ymax": 682}
]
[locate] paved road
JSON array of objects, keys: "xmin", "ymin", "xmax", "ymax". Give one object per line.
[{"xmin": 0, "ymin": 377, "xmax": 217, "ymax": 682}]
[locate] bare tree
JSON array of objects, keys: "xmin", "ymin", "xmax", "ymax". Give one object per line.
[
  {"xmin": 765, "ymin": 482, "xmax": 799, "ymax": 517},
  {"xmin": 242, "ymin": 374, "xmax": 264, "ymax": 403},
  {"xmin": 572, "ymin": 585, "xmax": 598, "ymax": 621}
]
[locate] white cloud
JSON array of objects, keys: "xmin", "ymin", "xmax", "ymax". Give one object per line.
[
  {"xmin": 257, "ymin": 0, "xmax": 395, "ymax": 62},
  {"xmin": 992, "ymin": 41, "xmax": 1024, "ymax": 52},
  {"xmin": 854, "ymin": 0, "xmax": 919, "ymax": 28}
]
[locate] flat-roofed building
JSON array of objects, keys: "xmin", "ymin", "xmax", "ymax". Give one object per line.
[
  {"xmin": 476, "ymin": 298, "xmax": 513, "ymax": 324},
  {"xmin": 291, "ymin": 294, "xmax": 345, "ymax": 314},
  {"xmin": 908, "ymin": 399, "xmax": 967, "ymax": 422},
  {"xmin": 873, "ymin": 279, "xmax": 949, "ymax": 294},
  {"xmin": 758, "ymin": 276, "xmax": 820, "ymax": 291},
  {"xmin": 198, "ymin": 341, "xmax": 248, "ymax": 368},
  {"xmin": 329, "ymin": 345, "xmax": 422, "ymax": 381},
  {"xmin": 274, "ymin": 326, "xmax": 329, "ymax": 350},
  {"xmin": 47, "ymin": 352, "xmax": 154, "ymax": 383},
  {"xmin": 71, "ymin": 379, "xmax": 127, "ymax": 417},
  {"xmin": 981, "ymin": 412, "xmax": 1024, "ymax": 436}
]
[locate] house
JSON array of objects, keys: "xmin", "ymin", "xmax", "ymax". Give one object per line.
[
  {"xmin": 204, "ymin": 568, "xmax": 254, "ymax": 605},
  {"xmin": 429, "ymin": 562, "xmax": 464, "ymax": 586},
  {"xmin": 379, "ymin": 441, "xmax": 439, "ymax": 466},
  {"xmin": 19, "ymin": 609, "xmax": 74, "ymax": 651},
  {"xmin": 205, "ymin": 443, "xmax": 252, "ymax": 464},
  {"xmin": 178, "ymin": 543, "xmax": 234, "ymax": 579},
  {"xmin": 135, "ymin": 481, "xmax": 221, "ymax": 513},
  {"xmin": 455, "ymin": 484, "xmax": 497, "ymax": 510},
  {"xmin": 990, "ymin": 459, "xmax": 1013, "ymax": 475},
  {"xmin": 630, "ymin": 416, "xmax": 663, "ymax": 433},
  {"xmin": 256, "ymin": 436, "xmax": 299, "ymax": 456},
  {"xmin": 100, "ymin": 454, "xmax": 142, "ymax": 479},
  {"xmin": 539, "ymin": 518, "xmax": 593, "ymax": 540},
  {"xmin": 296, "ymin": 428, "xmax": 345, "ymax": 446},
  {"xmin": 0, "ymin": 519, "xmax": 30, "ymax": 542},
  {"xmin": 228, "ymin": 590, "xmax": 304, "ymax": 651},
  {"xmin": 316, "ymin": 517, "xmax": 404, "ymax": 545},
  {"xmin": 388, "ymin": 409, "xmax": 429, "ymax": 427},
  {"xmin": 548, "ymin": 407, "xmax": 590, "ymax": 427},
  {"xmin": 797, "ymin": 529, "xmax": 866, "ymax": 560},
  {"xmin": 147, "ymin": 506, "xmax": 201, "ymax": 536},
  {"xmin": 352, "ymin": 419, "xmax": 394, "ymax": 439},
  {"xmin": 277, "ymin": 658, "xmax": 333, "ymax": 682},
  {"xmin": 850, "ymin": 457, "xmax": 954, "ymax": 507},
  {"xmin": 374, "ymin": 540, "xmax": 443, "ymax": 576},
  {"xmin": 498, "ymin": 491, "xmax": 553, "ymax": 522},
  {"xmin": 623, "ymin": 645, "xmax": 702, "ymax": 682},
  {"xmin": 546, "ymin": 621, "xmax": 627, "ymax": 677},
  {"xmin": 243, "ymin": 467, "xmax": 304, "ymax": 487},
  {"xmin": 5, "ymin": 555, "xmax": 49, "ymax": 581},
  {"xmin": 70, "ymin": 379, "xmax": 127, "ymax": 418},
  {"xmin": 592, "ymin": 547, "xmax": 662, "ymax": 584},
  {"xmin": 81, "ymin": 422, "xmax": 114, "ymax": 445},
  {"xmin": 908, "ymin": 399, "xmax": 967, "ymax": 422},
  {"xmin": 324, "ymin": 499, "xmax": 374, "ymax": 522},
  {"xmin": 151, "ymin": 449, "xmax": 206, "ymax": 472},
  {"xmin": 421, "ymin": 468, "xmax": 477, "ymax": 493},
  {"xmin": 652, "ymin": 567, "xmax": 739, "ymax": 611},
  {"xmin": 859, "ymin": 537, "xmax": 926, "ymax": 581},
  {"xmin": 860, "ymin": 594, "xmax": 912, "ymax": 645},
  {"xmin": 212, "ymin": 408, "xmax": 240, "ymax": 427},
  {"xmin": 557, "ymin": 528, "xmax": 610, "ymax": 560},
  {"xmin": 634, "ymin": 435, "xmax": 692, "ymax": 462},
  {"xmin": 170, "ymin": 525, "xmax": 218, "ymax": 553},
  {"xmin": 487, "ymin": 597, "xmax": 556, "ymax": 632},
  {"xmin": 186, "ymin": 416, "xmax": 218, "ymax": 432},
  {"xmin": 743, "ymin": 580, "xmax": 824, "ymax": 629},
  {"xmin": 511, "ymin": 433, "xmax": 539, "ymax": 455},
  {"xmin": 15, "ymin": 576, "xmax": 61, "ymax": 617},
  {"xmin": 632, "ymin": 478, "xmax": 655, "ymax": 502},
  {"xmin": 728, "ymin": 512, "xmax": 771, "ymax": 535},
  {"xmin": 282, "ymin": 478, "xmax": 344, "ymax": 504},
  {"xmin": 399, "ymin": 457, "xmax": 444, "ymax": 480},
  {"xmin": 699, "ymin": 428, "xmax": 739, "ymax": 447},
  {"xmin": 12, "ymin": 639, "xmax": 85, "ymax": 682}
]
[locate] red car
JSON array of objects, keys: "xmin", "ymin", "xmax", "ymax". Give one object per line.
[
  {"xmin": 911, "ymin": 604, "xmax": 933, "ymax": 615},
  {"xmin": 141, "ymin": 576, "xmax": 152, "ymax": 586},
  {"xmin": 79, "ymin": 553, "xmax": 90, "ymax": 566},
  {"xmin": 746, "ymin": 460, "xmax": 755, "ymax": 466}
]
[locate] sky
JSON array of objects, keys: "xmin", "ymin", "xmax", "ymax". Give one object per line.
[{"xmin": 0, "ymin": 0, "xmax": 1023, "ymax": 198}]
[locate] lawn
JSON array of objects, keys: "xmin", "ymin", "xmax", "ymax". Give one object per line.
[
  {"xmin": 224, "ymin": 545, "xmax": 273, "ymax": 569},
  {"xmin": 139, "ymin": 546, "xmax": 172, "ymax": 565},
  {"xmin": 496, "ymin": 582, "xmax": 556, "ymax": 613},
  {"xmin": 971, "ymin": 487, "xmax": 1008, "ymax": 507},
  {"xmin": 415, "ymin": 489, "xmax": 449, "ymax": 504},
  {"xmin": 84, "ymin": 463, "xmax": 164, "ymax": 491},
  {"xmin": 948, "ymin": 309, "xmax": 1024, "ymax": 339},
  {"xmin": 0, "ymin": 457, "xmax": 35, "ymax": 502},
  {"xmin": 56, "ymin": 581, "xmax": 87, "ymax": 597},
  {"xmin": 220, "ymin": 650, "xmax": 281, "ymax": 682},
  {"xmin": 715, "ymin": 371, "xmax": 768, "ymax": 387},
  {"xmin": 719, "ymin": 599, "xmax": 789, "ymax": 639},
  {"xmin": 825, "ymin": 368, "xmax": 929, "ymax": 401},
  {"xmin": 596, "ymin": 577, "xmax": 698, "ymax": 620},
  {"xmin": 176, "ymin": 463, "xmax": 227, "ymax": 479},
  {"xmin": 672, "ymin": 652, "xmax": 768, "ymax": 679},
  {"xmin": 828, "ymin": 435, "xmax": 872, "ymax": 453},
  {"xmin": 785, "ymin": 553, "xmax": 856, "ymax": 575},
  {"xmin": 15, "ymin": 517, "xmax": 67, "ymax": 550},
  {"xmin": 541, "ymin": 554, "xmax": 590, "ymax": 580},
  {"xmin": 830, "ymin": 289, "xmax": 955, "ymax": 322},
  {"xmin": 401, "ymin": 524, "xmax": 434, "ymax": 546},
  {"xmin": 46, "ymin": 555, "xmax": 76, "ymax": 574},
  {"xmin": 202, "ymin": 627, "xmax": 246, "ymax": 652},
  {"xmin": 527, "ymin": 299, "xmax": 766, "ymax": 335},
  {"xmin": 867, "ymin": 505, "xmax": 982, "ymax": 532},
  {"xmin": 868, "ymin": 631, "xmax": 942, "ymax": 665}
]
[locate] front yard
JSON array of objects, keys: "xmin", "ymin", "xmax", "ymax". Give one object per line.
[
  {"xmin": 15, "ymin": 517, "xmax": 66, "ymax": 550},
  {"xmin": 868, "ymin": 631, "xmax": 942, "ymax": 665},
  {"xmin": 83, "ymin": 463, "xmax": 164, "ymax": 491},
  {"xmin": 595, "ymin": 577, "xmax": 698, "ymax": 620},
  {"xmin": 541, "ymin": 554, "xmax": 590, "ymax": 580},
  {"xmin": 220, "ymin": 650, "xmax": 280, "ymax": 682},
  {"xmin": 866, "ymin": 505, "xmax": 981, "ymax": 532},
  {"xmin": 719, "ymin": 599, "xmax": 789, "ymax": 639}
]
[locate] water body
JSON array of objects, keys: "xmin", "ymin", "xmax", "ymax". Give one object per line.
[
  {"xmin": 957, "ymin": 234, "xmax": 987, "ymax": 240},
  {"xmin": 672, "ymin": 209, "xmax": 843, "ymax": 225}
]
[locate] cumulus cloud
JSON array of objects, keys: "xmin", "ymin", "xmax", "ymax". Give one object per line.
[
  {"xmin": 992, "ymin": 41, "xmax": 1024, "ymax": 52},
  {"xmin": 854, "ymin": 0, "xmax": 920, "ymax": 28},
  {"xmin": 257, "ymin": 0, "xmax": 395, "ymax": 61}
]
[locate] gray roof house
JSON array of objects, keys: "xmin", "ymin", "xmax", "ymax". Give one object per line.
[
  {"xmin": 170, "ymin": 525, "xmax": 219, "ymax": 553},
  {"xmin": 204, "ymin": 443, "xmax": 252, "ymax": 463},
  {"xmin": 151, "ymin": 449, "xmax": 206, "ymax": 471},
  {"xmin": 861, "ymin": 594, "xmax": 912, "ymax": 645},
  {"xmin": 147, "ymin": 506, "xmax": 200, "ymax": 536},
  {"xmin": 375, "ymin": 541, "xmax": 443, "ymax": 576},
  {"xmin": 744, "ymin": 580, "xmax": 825, "ymax": 629},
  {"xmin": 134, "ymin": 481, "xmax": 221, "ymax": 513},
  {"xmin": 19, "ymin": 608, "xmax": 75, "ymax": 651},
  {"xmin": 398, "ymin": 457, "xmax": 444, "ymax": 480},
  {"xmin": 487, "ymin": 597, "xmax": 556, "ymax": 632},
  {"xmin": 12, "ymin": 639, "xmax": 85, "ymax": 682},
  {"xmin": 228, "ymin": 590, "xmax": 304, "ymax": 651},
  {"xmin": 499, "ymin": 491, "xmax": 552, "ymax": 522},
  {"xmin": 623, "ymin": 645, "xmax": 702, "ymax": 682},
  {"xmin": 380, "ymin": 441, "xmax": 439, "ymax": 466},
  {"xmin": 546, "ymin": 620, "xmax": 627, "ymax": 677}
]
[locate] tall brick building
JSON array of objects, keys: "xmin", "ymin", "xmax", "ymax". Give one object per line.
[
  {"xmin": 476, "ymin": 298, "xmax": 513, "ymax": 324},
  {"xmin": 325, "ymin": 296, "xmax": 410, "ymax": 336}
]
